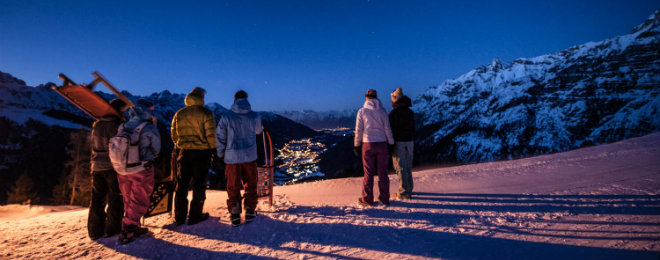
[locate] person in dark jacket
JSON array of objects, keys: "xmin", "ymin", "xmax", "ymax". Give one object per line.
[
  {"xmin": 171, "ymin": 87, "xmax": 216, "ymax": 226},
  {"xmin": 88, "ymin": 98, "xmax": 127, "ymax": 240},
  {"xmin": 389, "ymin": 88, "xmax": 415, "ymax": 199}
]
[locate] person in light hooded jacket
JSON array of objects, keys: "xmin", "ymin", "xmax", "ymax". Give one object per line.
[
  {"xmin": 216, "ymin": 90, "xmax": 263, "ymax": 226},
  {"xmin": 354, "ymin": 89, "xmax": 394, "ymax": 206},
  {"xmin": 171, "ymin": 87, "xmax": 216, "ymax": 226},
  {"xmin": 117, "ymin": 99, "xmax": 161, "ymax": 244}
]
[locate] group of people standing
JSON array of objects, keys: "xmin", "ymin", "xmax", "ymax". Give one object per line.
[
  {"xmin": 354, "ymin": 88, "xmax": 415, "ymax": 206},
  {"xmin": 88, "ymin": 87, "xmax": 262, "ymax": 244},
  {"xmin": 86, "ymin": 86, "xmax": 414, "ymax": 244},
  {"xmin": 170, "ymin": 87, "xmax": 262, "ymax": 228}
]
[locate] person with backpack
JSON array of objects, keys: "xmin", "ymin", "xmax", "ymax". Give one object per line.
[
  {"xmin": 88, "ymin": 98, "xmax": 127, "ymax": 240},
  {"xmin": 216, "ymin": 90, "xmax": 263, "ymax": 226},
  {"xmin": 389, "ymin": 88, "xmax": 415, "ymax": 200},
  {"xmin": 354, "ymin": 89, "xmax": 394, "ymax": 206},
  {"xmin": 171, "ymin": 87, "xmax": 216, "ymax": 226},
  {"xmin": 115, "ymin": 99, "xmax": 161, "ymax": 244}
]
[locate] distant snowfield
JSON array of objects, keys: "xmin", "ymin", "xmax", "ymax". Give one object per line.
[
  {"xmin": 1, "ymin": 133, "xmax": 659, "ymax": 259},
  {"xmin": 0, "ymin": 107, "xmax": 85, "ymax": 129}
]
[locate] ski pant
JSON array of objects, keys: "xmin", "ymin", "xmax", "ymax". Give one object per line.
[
  {"xmin": 392, "ymin": 141, "xmax": 414, "ymax": 197},
  {"xmin": 361, "ymin": 142, "xmax": 390, "ymax": 204},
  {"xmin": 117, "ymin": 168, "xmax": 154, "ymax": 227},
  {"xmin": 225, "ymin": 161, "xmax": 258, "ymax": 214},
  {"xmin": 88, "ymin": 169, "xmax": 124, "ymax": 238},
  {"xmin": 175, "ymin": 149, "xmax": 211, "ymax": 223}
]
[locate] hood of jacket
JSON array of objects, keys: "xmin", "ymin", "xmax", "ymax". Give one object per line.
[
  {"xmin": 231, "ymin": 98, "xmax": 252, "ymax": 114},
  {"xmin": 185, "ymin": 92, "xmax": 205, "ymax": 107},
  {"xmin": 363, "ymin": 98, "xmax": 384, "ymax": 111},
  {"xmin": 124, "ymin": 104, "xmax": 153, "ymax": 130},
  {"xmin": 392, "ymin": 96, "xmax": 412, "ymax": 109}
]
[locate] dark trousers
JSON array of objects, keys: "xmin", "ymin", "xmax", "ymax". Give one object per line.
[
  {"xmin": 361, "ymin": 142, "xmax": 390, "ymax": 204},
  {"xmin": 88, "ymin": 169, "xmax": 124, "ymax": 238},
  {"xmin": 225, "ymin": 161, "xmax": 258, "ymax": 214},
  {"xmin": 175, "ymin": 149, "xmax": 211, "ymax": 222}
]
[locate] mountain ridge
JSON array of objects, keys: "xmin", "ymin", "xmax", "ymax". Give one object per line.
[{"xmin": 411, "ymin": 10, "xmax": 660, "ymax": 164}]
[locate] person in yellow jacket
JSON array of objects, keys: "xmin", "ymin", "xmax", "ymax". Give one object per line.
[{"xmin": 171, "ymin": 87, "xmax": 216, "ymax": 225}]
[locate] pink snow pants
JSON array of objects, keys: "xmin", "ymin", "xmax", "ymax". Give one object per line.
[
  {"xmin": 361, "ymin": 142, "xmax": 390, "ymax": 204},
  {"xmin": 117, "ymin": 168, "xmax": 154, "ymax": 227}
]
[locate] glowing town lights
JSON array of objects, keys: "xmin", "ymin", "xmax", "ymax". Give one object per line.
[{"xmin": 275, "ymin": 138, "xmax": 326, "ymax": 183}]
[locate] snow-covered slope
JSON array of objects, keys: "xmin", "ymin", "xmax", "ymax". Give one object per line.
[
  {"xmin": 413, "ymin": 11, "xmax": 660, "ymax": 163},
  {"xmin": 1, "ymin": 132, "xmax": 658, "ymax": 259}
]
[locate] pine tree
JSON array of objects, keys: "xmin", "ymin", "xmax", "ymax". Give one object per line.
[
  {"xmin": 62, "ymin": 130, "xmax": 92, "ymax": 206},
  {"xmin": 6, "ymin": 171, "xmax": 39, "ymax": 205},
  {"xmin": 51, "ymin": 170, "xmax": 71, "ymax": 205}
]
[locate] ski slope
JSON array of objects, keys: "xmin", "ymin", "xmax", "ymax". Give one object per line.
[{"xmin": 1, "ymin": 133, "xmax": 659, "ymax": 259}]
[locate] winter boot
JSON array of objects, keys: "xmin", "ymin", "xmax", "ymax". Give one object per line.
[
  {"xmin": 230, "ymin": 213, "xmax": 241, "ymax": 227},
  {"xmin": 358, "ymin": 198, "xmax": 373, "ymax": 207},
  {"xmin": 188, "ymin": 213, "xmax": 210, "ymax": 225},
  {"xmin": 245, "ymin": 209, "xmax": 257, "ymax": 223},
  {"xmin": 118, "ymin": 227, "xmax": 135, "ymax": 245},
  {"xmin": 378, "ymin": 198, "xmax": 390, "ymax": 206},
  {"xmin": 134, "ymin": 226, "xmax": 149, "ymax": 237}
]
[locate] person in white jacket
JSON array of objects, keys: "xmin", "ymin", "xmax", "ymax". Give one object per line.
[{"xmin": 354, "ymin": 89, "xmax": 395, "ymax": 206}]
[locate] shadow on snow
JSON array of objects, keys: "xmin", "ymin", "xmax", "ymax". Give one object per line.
[{"xmin": 99, "ymin": 193, "xmax": 660, "ymax": 260}]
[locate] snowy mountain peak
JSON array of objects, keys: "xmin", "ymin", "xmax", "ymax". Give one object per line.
[
  {"xmin": 488, "ymin": 58, "xmax": 507, "ymax": 69},
  {"xmin": 412, "ymin": 10, "xmax": 660, "ymax": 164},
  {"xmin": 0, "ymin": 71, "xmax": 26, "ymax": 88},
  {"xmin": 632, "ymin": 9, "xmax": 660, "ymax": 34}
]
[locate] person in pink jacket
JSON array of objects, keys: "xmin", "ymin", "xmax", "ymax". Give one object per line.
[{"xmin": 354, "ymin": 89, "xmax": 395, "ymax": 206}]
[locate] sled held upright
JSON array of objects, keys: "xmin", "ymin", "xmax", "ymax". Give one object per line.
[
  {"xmin": 52, "ymin": 71, "xmax": 134, "ymax": 120},
  {"xmin": 258, "ymin": 130, "xmax": 275, "ymax": 209}
]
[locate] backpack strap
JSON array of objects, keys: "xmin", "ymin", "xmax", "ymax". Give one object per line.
[{"xmin": 130, "ymin": 121, "xmax": 151, "ymax": 144}]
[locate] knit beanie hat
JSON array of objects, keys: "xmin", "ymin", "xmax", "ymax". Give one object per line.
[
  {"xmin": 190, "ymin": 87, "xmax": 206, "ymax": 97},
  {"xmin": 234, "ymin": 90, "xmax": 248, "ymax": 100},
  {"xmin": 391, "ymin": 88, "xmax": 403, "ymax": 102},
  {"xmin": 137, "ymin": 98, "xmax": 154, "ymax": 110},
  {"xmin": 365, "ymin": 89, "xmax": 378, "ymax": 98},
  {"xmin": 109, "ymin": 98, "xmax": 127, "ymax": 114}
]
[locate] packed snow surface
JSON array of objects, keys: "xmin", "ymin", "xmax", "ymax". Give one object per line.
[{"xmin": 1, "ymin": 133, "xmax": 659, "ymax": 259}]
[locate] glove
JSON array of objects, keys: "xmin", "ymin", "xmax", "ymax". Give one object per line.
[
  {"xmin": 388, "ymin": 144, "xmax": 395, "ymax": 154},
  {"xmin": 353, "ymin": 146, "xmax": 361, "ymax": 157},
  {"xmin": 211, "ymin": 150, "xmax": 218, "ymax": 163},
  {"xmin": 211, "ymin": 151, "xmax": 224, "ymax": 168},
  {"xmin": 216, "ymin": 157, "xmax": 226, "ymax": 169}
]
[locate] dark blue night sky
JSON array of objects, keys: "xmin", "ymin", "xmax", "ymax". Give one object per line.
[{"xmin": 1, "ymin": 0, "xmax": 658, "ymax": 111}]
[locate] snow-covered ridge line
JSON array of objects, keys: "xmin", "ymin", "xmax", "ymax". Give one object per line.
[{"xmin": 411, "ymin": 10, "xmax": 660, "ymax": 163}]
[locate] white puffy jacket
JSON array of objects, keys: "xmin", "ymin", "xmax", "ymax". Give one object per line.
[{"xmin": 354, "ymin": 98, "xmax": 394, "ymax": 147}]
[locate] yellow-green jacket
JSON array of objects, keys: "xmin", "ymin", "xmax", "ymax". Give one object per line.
[{"xmin": 171, "ymin": 92, "xmax": 216, "ymax": 150}]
